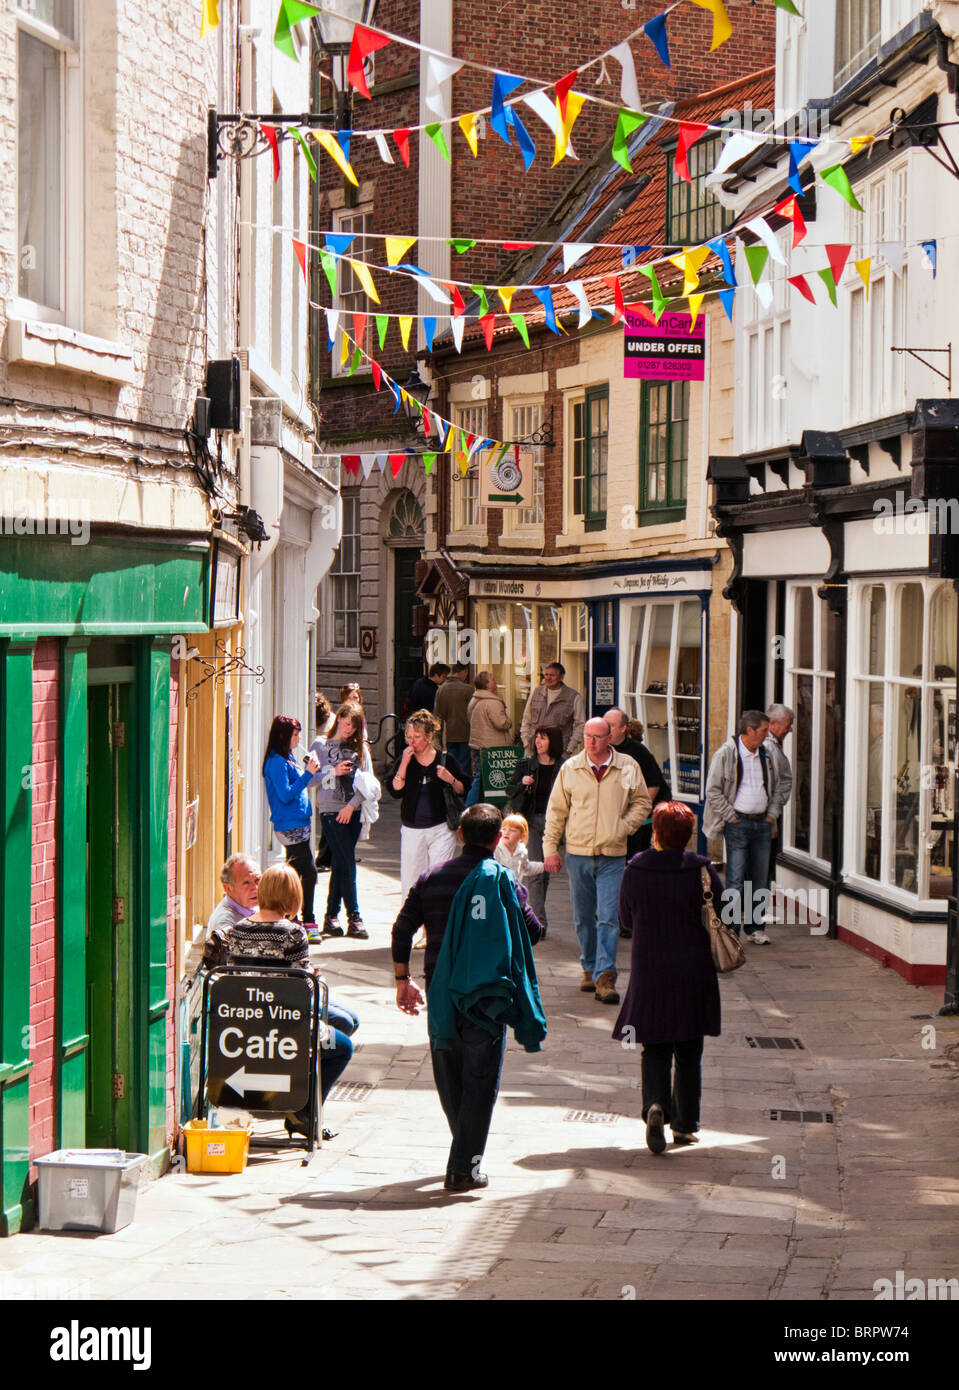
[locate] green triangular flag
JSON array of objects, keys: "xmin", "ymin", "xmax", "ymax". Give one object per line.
[
  {"xmin": 423, "ymin": 453, "xmax": 437, "ymax": 476},
  {"xmin": 639, "ymin": 264, "xmax": 667, "ymax": 317},
  {"xmin": 494, "ymin": 442, "xmax": 510, "ymax": 467},
  {"xmin": 471, "ymin": 285, "xmax": 490, "ymax": 316},
  {"xmin": 817, "ymin": 267, "xmax": 838, "ymax": 307},
  {"xmin": 820, "ymin": 163, "xmax": 864, "ymax": 212},
  {"xmin": 449, "ymin": 239, "xmax": 476, "ymax": 253},
  {"xmin": 273, "ymin": 0, "xmax": 320, "ymax": 61},
  {"xmin": 508, "ymin": 312, "xmax": 530, "ymax": 348},
  {"xmin": 319, "ymin": 249, "xmax": 337, "ymax": 298},
  {"xmin": 612, "ymin": 109, "xmax": 649, "ymax": 173},
  {"xmin": 773, "ymin": 0, "xmax": 802, "ymax": 15},
  {"xmin": 425, "ymin": 122, "xmax": 451, "ymax": 163},
  {"xmin": 285, "ymin": 126, "xmax": 316, "ymax": 180},
  {"xmin": 376, "ymin": 315, "xmax": 389, "ymax": 350},
  {"xmin": 744, "ymin": 244, "xmax": 770, "ymax": 284},
  {"xmin": 346, "ymin": 347, "xmax": 364, "ymax": 375}
]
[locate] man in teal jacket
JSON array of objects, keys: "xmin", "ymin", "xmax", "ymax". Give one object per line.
[{"xmin": 393, "ymin": 805, "xmax": 546, "ymax": 1193}]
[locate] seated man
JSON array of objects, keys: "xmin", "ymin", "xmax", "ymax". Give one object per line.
[{"xmin": 208, "ymin": 854, "xmax": 260, "ymax": 933}]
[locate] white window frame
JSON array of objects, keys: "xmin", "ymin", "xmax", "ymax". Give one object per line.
[
  {"xmin": 782, "ymin": 582, "xmax": 837, "ymax": 869},
  {"xmin": 844, "ymin": 159, "xmax": 909, "ymax": 426},
  {"xmin": 449, "ymin": 404, "xmax": 488, "ymax": 539},
  {"xmin": 331, "ymin": 204, "xmax": 373, "ymax": 377},
  {"xmin": 322, "ymin": 490, "xmax": 361, "ymax": 653},
  {"xmin": 739, "ymin": 229, "xmax": 790, "ymax": 454},
  {"xmin": 845, "ymin": 576, "xmax": 955, "ymax": 907},
  {"xmin": 834, "ymin": 0, "xmax": 881, "ymax": 88},
  {"xmin": 501, "ymin": 399, "xmax": 545, "ymax": 542},
  {"xmin": 14, "ymin": 1, "xmax": 82, "ymax": 327}
]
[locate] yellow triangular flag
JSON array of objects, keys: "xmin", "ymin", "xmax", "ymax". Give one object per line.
[
  {"xmin": 668, "ymin": 245, "xmax": 711, "ymax": 298},
  {"xmin": 850, "ymin": 136, "xmax": 874, "ymax": 155},
  {"xmin": 687, "ymin": 293, "xmax": 705, "ymax": 333},
  {"xmin": 458, "ymin": 111, "xmax": 479, "ymax": 158},
  {"xmin": 688, "ymin": 0, "xmax": 732, "ymax": 51},
  {"xmin": 339, "ymin": 329, "xmax": 350, "ymax": 366},
  {"xmin": 553, "ymin": 91, "xmax": 587, "ymax": 166},
  {"xmin": 347, "ymin": 258, "xmax": 380, "ymax": 305},
  {"xmin": 444, "ymin": 425, "xmax": 457, "ymax": 453},
  {"xmin": 498, "ymin": 286, "xmax": 516, "ymax": 313},
  {"xmin": 855, "ymin": 256, "xmax": 871, "ymax": 298},
  {"xmin": 398, "ymin": 316, "xmax": 413, "ymax": 350},
  {"xmin": 386, "ymin": 236, "xmax": 417, "ymax": 267},
  {"xmin": 200, "ymin": 0, "xmax": 219, "ymax": 37},
  {"xmin": 456, "ymin": 452, "xmax": 470, "ymax": 477},
  {"xmin": 311, "ymin": 130, "xmax": 359, "ymax": 187}
]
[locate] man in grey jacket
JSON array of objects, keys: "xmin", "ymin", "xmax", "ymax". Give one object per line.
[
  {"xmin": 704, "ymin": 711, "xmax": 784, "ymax": 944},
  {"xmin": 763, "ymin": 704, "xmax": 794, "ymax": 917}
]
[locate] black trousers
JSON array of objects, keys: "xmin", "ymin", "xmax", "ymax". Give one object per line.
[
  {"xmin": 430, "ymin": 1010, "xmax": 507, "ymax": 1178},
  {"xmin": 641, "ymin": 1038, "xmax": 705, "ymax": 1134},
  {"xmin": 284, "ymin": 839, "xmax": 317, "ymax": 925}
]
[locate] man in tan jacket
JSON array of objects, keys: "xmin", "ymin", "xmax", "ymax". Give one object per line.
[
  {"xmin": 543, "ymin": 717, "xmax": 650, "ymax": 1004},
  {"xmin": 465, "ymin": 672, "xmax": 514, "ymax": 806}
]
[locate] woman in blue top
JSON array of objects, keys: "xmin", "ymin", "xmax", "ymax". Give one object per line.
[
  {"xmin": 308, "ymin": 702, "xmax": 372, "ymax": 941},
  {"xmin": 262, "ymin": 715, "xmax": 320, "ymax": 934}
]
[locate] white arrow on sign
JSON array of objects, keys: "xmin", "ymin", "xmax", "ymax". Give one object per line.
[{"xmin": 223, "ymin": 1066, "xmax": 291, "ymax": 1096}]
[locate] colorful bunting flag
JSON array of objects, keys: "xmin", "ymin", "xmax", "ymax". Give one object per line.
[
  {"xmin": 324, "ymin": 308, "xmax": 339, "ymax": 350},
  {"xmin": 880, "ymin": 241, "xmax": 905, "ymax": 277},
  {"xmin": 385, "ymin": 236, "xmax": 416, "ymax": 267},
  {"xmin": 311, "ymin": 130, "xmax": 356, "ymax": 185},
  {"xmin": 352, "ymin": 312, "xmax": 367, "ymax": 350},
  {"xmin": 787, "ymin": 273, "xmax": 816, "ymax": 304},
  {"xmin": 347, "ymin": 258, "xmax": 380, "ymax": 304},
  {"xmin": 451, "ymin": 316, "xmax": 466, "ymax": 353},
  {"xmin": 319, "ymin": 250, "xmax": 337, "ymax": 298},
  {"xmin": 706, "ymin": 235, "xmax": 736, "ymax": 287},
  {"xmin": 375, "ymin": 315, "xmax": 388, "ymax": 349},
  {"xmin": 389, "ymin": 454, "xmax": 405, "ymax": 479},
  {"xmin": 612, "ymin": 110, "xmax": 648, "ymax": 172},
  {"xmin": 371, "ymin": 132, "xmax": 394, "ymax": 164},
  {"xmin": 601, "ymin": 275, "xmax": 626, "ymax": 326},
  {"xmin": 568, "ymin": 280, "xmax": 593, "ymax": 330},
  {"xmin": 423, "ymin": 317, "xmax": 437, "ymax": 351},
  {"xmin": 675, "ymin": 123, "xmax": 709, "ymax": 182},
  {"xmin": 687, "ymin": 293, "xmax": 705, "ymax": 332},
  {"xmin": 425, "ymin": 122, "xmax": 451, "ymax": 163},
  {"xmin": 503, "ymin": 242, "xmax": 535, "ymax": 250},
  {"xmin": 817, "ymin": 267, "xmax": 838, "ymax": 307},
  {"xmin": 639, "ymin": 264, "xmax": 667, "ymax": 318},
  {"xmin": 773, "ymin": 194, "xmax": 807, "ymax": 249},
  {"xmin": 820, "ymin": 163, "xmax": 864, "ymax": 212},
  {"xmin": 325, "ymin": 232, "xmax": 354, "ymax": 258},
  {"xmin": 423, "ymin": 453, "xmax": 437, "ymax": 476},
  {"xmin": 479, "ymin": 313, "xmax": 496, "ymax": 350},
  {"xmin": 471, "ymin": 285, "xmax": 490, "ymax": 316},
  {"xmin": 459, "ymin": 112, "xmax": 479, "ymax": 157},
  {"xmin": 398, "ymin": 316, "xmax": 413, "ymax": 350},
  {"xmin": 286, "ymin": 126, "xmax": 317, "ymax": 180},
  {"xmin": 424, "ymin": 55, "xmax": 464, "ymax": 121},
  {"xmin": 787, "ymin": 139, "xmax": 815, "ymax": 196},
  {"xmin": 360, "ymin": 453, "xmax": 377, "ymax": 481},
  {"xmin": 921, "ymin": 239, "xmax": 937, "ymax": 277},
  {"xmin": 200, "ymin": 0, "xmax": 219, "ymax": 37},
  {"xmin": 273, "ymin": 0, "xmax": 319, "ymax": 61},
  {"xmin": 625, "ymin": 299, "xmax": 657, "ymax": 327},
  {"xmin": 261, "ymin": 124, "xmax": 280, "ymax": 182},
  {"xmin": 553, "ymin": 90, "xmax": 586, "ymax": 165},
  {"xmin": 498, "ymin": 287, "xmax": 516, "ymax": 313},
  {"xmin": 754, "ymin": 282, "xmax": 774, "ymax": 313},
  {"xmin": 490, "ymin": 72, "xmax": 525, "ymax": 143},
  {"xmin": 531, "ymin": 286, "xmax": 559, "ymax": 333},
  {"xmin": 608, "ymin": 41, "xmax": 641, "ymax": 111},
  {"xmin": 668, "ymin": 246, "xmax": 710, "ymax": 297},
  {"xmin": 335, "ymin": 129, "xmax": 352, "ymax": 167},
  {"xmin": 523, "ymin": 90, "xmax": 581, "ymax": 161},
  {"xmin": 292, "ymin": 238, "xmax": 307, "ymax": 280},
  {"xmin": 341, "ymin": 454, "xmax": 361, "ymax": 477},
  {"xmin": 509, "ymin": 312, "xmax": 530, "ymax": 347},
  {"xmin": 745, "ymin": 216, "xmax": 786, "ymax": 265},
  {"xmin": 718, "ymin": 287, "xmax": 736, "ymax": 322},
  {"xmin": 347, "ymin": 25, "xmax": 391, "ymax": 99},
  {"xmin": 621, "ymin": 245, "xmax": 650, "ymax": 269},
  {"xmin": 854, "ymin": 258, "xmax": 871, "ymax": 297},
  {"xmin": 774, "ymin": 0, "xmax": 803, "ymax": 15},
  {"xmin": 371, "ymin": 358, "xmax": 382, "ymax": 390},
  {"xmin": 850, "ymin": 136, "xmax": 874, "ymax": 155},
  {"xmin": 506, "ymin": 106, "xmax": 537, "ymax": 171},
  {"xmin": 644, "ymin": 11, "xmax": 671, "ymax": 68},
  {"xmin": 449, "ymin": 239, "xmax": 477, "ymax": 253},
  {"xmin": 744, "ymin": 244, "xmax": 770, "ymax": 284},
  {"xmin": 705, "ymin": 130, "xmax": 761, "ymax": 185},
  {"xmin": 826, "ymin": 243, "xmax": 851, "ymax": 286},
  {"xmin": 394, "ymin": 128, "xmax": 412, "ymax": 166},
  {"xmin": 689, "ymin": 0, "xmax": 732, "ymax": 50}
]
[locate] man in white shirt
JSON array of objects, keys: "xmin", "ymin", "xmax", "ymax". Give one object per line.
[{"xmin": 704, "ymin": 711, "xmax": 783, "ymax": 943}]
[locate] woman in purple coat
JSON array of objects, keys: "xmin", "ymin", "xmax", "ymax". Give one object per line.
[{"xmin": 612, "ymin": 801, "xmax": 722, "ymax": 1154}]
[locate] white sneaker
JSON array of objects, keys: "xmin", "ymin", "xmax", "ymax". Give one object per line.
[{"xmin": 748, "ymin": 932, "xmax": 771, "ymax": 944}]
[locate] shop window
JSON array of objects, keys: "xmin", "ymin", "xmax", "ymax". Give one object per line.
[
  {"xmin": 451, "ymin": 404, "xmax": 488, "ymax": 532},
  {"xmin": 851, "ymin": 579, "xmax": 957, "ymax": 899},
  {"xmin": 640, "ymin": 381, "xmax": 688, "ymax": 524},
  {"xmin": 331, "ymin": 206, "xmax": 372, "ymax": 375},
  {"xmin": 834, "ymin": 0, "xmax": 880, "ymax": 88},
  {"xmin": 620, "ymin": 597, "xmax": 704, "ymax": 801},
  {"xmin": 784, "ymin": 584, "xmax": 839, "ymax": 862},
  {"xmin": 502, "ymin": 403, "xmax": 544, "ymax": 535},
  {"xmin": 326, "ymin": 491, "xmax": 360, "ymax": 650},
  {"xmin": 665, "ymin": 134, "xmax": 732, "ymax": 245},
  {"xmin": 570, "ymin": 387, "xmax": 608, "ymax": 531}
]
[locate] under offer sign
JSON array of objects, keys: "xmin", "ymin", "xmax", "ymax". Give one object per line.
[
  {"xmin": 206, "ymin": 974, "xmax": 313, "ymax": 1110},
  {"xmin": 624, "ymin": 310, "xmax": 706, "ymax": 382}
]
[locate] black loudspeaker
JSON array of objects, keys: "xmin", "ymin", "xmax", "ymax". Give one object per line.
[{"xmin": 205, "ymin": 357, "xmax": 241, "ymax": 432}]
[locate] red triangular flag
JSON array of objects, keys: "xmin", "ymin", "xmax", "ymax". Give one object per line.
[
  {"xmin": 347, "ymin": 25, "xmax": 391, "ymax": 100},
  {"xmin": 774, "ymin": 195, "xmax": 807, "ymax": 249},
  {"xmin": 826, "ymin": 243, "xmax": 851, "ymax": 286},
  {"xmin": 261, "ymin": 124, "xmax": 280, "ymax": 182},
  {"xmin": 371, "ymin": 359, "xmax": 382, "ymax": 391},
  {"xmin": 602, "ymin": 274, "xmax": 626, "ymax": 326},
  {"xmin": 352, "ymin": 312, "xmax": 367, "ymax": 350},
  {"xmin": 479, "ymin": 312, "xmax": 496, "ymax": 350},
  {"xmin": 625, "ymin": 299, "xmax": 657, "ymax": 326},
  {"xmin": 555, "ymin": 70, "xmax": 578, "ymax": 121},
  {"xmin": 388, "ymin": 453, "xmax": 406, "ymax": 478},
  {"xmin": 446, "ymin": 282, "xmax": 466, "ymax": 317},
  {"xmin": 342, "ymin": 454, "xmax": 361, "ymax": 476},
  {"xmin": 787, "ymin": 273, "xmax": 816, "ymax": 304},
  {"xmin": 502, "ymin": 241, "xmax": 535, "ymax": 250},
  {"xmin": 422, "ymin": 410, "xmax": 432, "ymax": 438},
  {"xmin": 675, "ymin": 122, "xmax": 709, "ymax": 182},
  {"xmin": 393, "ymin": 128, "xmax": 411, "ymax": 167},
  {"xmin": 292, "ymin": 238, "xmax": 307, "ymax": 280}
]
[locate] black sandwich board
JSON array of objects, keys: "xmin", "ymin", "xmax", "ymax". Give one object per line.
[{"xmin": 205, "ymin": 971, "xmax": 314, "ymax": 1110}]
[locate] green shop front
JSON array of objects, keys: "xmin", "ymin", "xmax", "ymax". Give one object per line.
[{"xmin": 0, "ymin": 532, "xmax": 208, "ymax": 1233}]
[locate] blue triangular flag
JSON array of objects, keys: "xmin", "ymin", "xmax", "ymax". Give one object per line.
[
  {"xmin": 531, "ymin": 286, "xmax": 558, "ymax": 333},
  {"xmin": 921, "ymin": 239, "xmax": 937, "ymax": 277},
  {"xmin": 395, "ymin": 262, "xmax": 429, "ymax": 277},
  {"xmin": 423, "ymin": 316, "xmax": 437, "ymax": 351},
  {"xmin": 388, "ymin": 379, "xmax": 402, "ymax": 414},
  {"xmin": 490, "ymin": 72, "xmax": 525, "ymax": 143},
  {"xmin": 335, "ymin": 129, "xmax": 352, "ymax": 166},
  {"xmin": 506, "ymin": 105, "xmax": 536, "ymax": 170},
  {"xmin": 325, "ymin": 232, "xmax": 355, "ymax": 257},
  {"xmin": 787, "ymin": 140, "xmax": 815, "ymax": 196},
  {"xmin": 644, "ymin": 12, "xmax": 670, "ymax": 68},
  {"xmin": 621, "ymin": 245, "xmax": 650, "ymax": 269},
  {"xmin": 719, "ymin": 287, "xmax": 736, "ymax": 322},
  {"xmin": 707, "ymin": 235, "xmax": 737, "ymax": 288}
]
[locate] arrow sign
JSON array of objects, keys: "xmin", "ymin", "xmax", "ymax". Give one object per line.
[
  {"xmin": 486, "ymin": 492, "xmax": 523, "ymax": 504},
  {"xmin": 223, "ymin": 1066, "xmax": 291, "ymax": 1097}
]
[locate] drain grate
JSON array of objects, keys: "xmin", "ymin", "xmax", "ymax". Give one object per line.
[
  {"xmin": 746, "ymin": 1036, "xmax": 805, "ymax": 1050},
  {"xmin": 327, "ymin": 1082, "xmax": 373, "ymax": 1104},
  {"xmin": 563, "ymin": 1110, "xmax": 617, "ymax": 1124},
  {"xmin": 769, "ymin": 1109, "xmax": 834, "ymax": 1124}
]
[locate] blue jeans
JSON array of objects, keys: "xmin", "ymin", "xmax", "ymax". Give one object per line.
[
  {"xmin": 430, "ymin": 1008, "xmax": 507, "ymax": 1177},
  {"xmin": 446, "ymin": 741, "xmax": 470, "ymax": 773},
  {"xmin": 318, "ymin": 998, "xmax": 359, "ymax": 1102},
  {"xmin": 566, "ymin": 853, "xmax": 626, "ymax": 980},
  {"xmin": 320, "ymin": 812, "xmax": 362, "ymax": 920},
  {"xmin": 464, "ymin": 750, "xmax": 483, "ymax": 807},
  {"xmin": 724, "ymin": 818, "xmax": 772, "ymax": 936}
]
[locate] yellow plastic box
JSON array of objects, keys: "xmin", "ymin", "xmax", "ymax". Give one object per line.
[{"xmin": 182, "ymin": 1120, "xmax": 252, "ymax": 1174}]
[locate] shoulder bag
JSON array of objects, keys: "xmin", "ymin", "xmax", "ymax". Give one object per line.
[
  {"xmin": 700, "ymin": 865, "xmax": 746, "ymax": 973},
  {"xmin": 439, "ymin": 751, "xmax": 466, "ymax": 832}
]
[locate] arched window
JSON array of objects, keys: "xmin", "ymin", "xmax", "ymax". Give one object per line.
[{"xmin": 387, "ymin": 492, "xmax": 424, "ymax": 538}]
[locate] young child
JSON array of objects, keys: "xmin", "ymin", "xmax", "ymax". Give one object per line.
[{"xmin": 495, "ymin": 813, "xmax": 546, "ymax": 893}]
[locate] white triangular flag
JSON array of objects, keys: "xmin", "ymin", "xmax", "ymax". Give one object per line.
[
  {"xmin": 424, "ymin": 55, "xmax": 464, "ymax": 122},
  {"xmin": 522, "ymin": 89, "xmax": 579, "ymax": 160},
  {"xmin": 754, "ymin": 280, "xmax": 775, "ymax": 312},
  {"xmin": 744, "ymin": 216, "xmax": 786, "ymax": 265},
  {"xmin": 324, "ymin": 308, "xmax": 340, "ymax": 345},
  {"xmin": 608, "ymin": 41, "xmax": 641, "ymax": 113},
  {"xmin": 370, "ymin": 132, "xmax": 394, "ymax": 165},
  {"xmin": 451, "ymin": 315, "xmax": 465, "ymax": 353},
  {"xmin": 360, "ymin": 452, "xmax": 377, "ymax": 480},
  {"xmin": 705, "ymin": 131, "xmax": 763, "ymax": 185},
  {"xmin": 880, "ymin": 241, "xmax": 905, "ymax": 277},
  {"xmin": 567, "ymin": 280, "xmax": 592, "ymax": 330},
  {"xmin": 562, "ymin": 243, "xmax": 593, "ymax": 273},
  {"xmin": 416, "ymin": 275, "xmax": 453, "ymax": 305},
  {"xmin": 376, "ymin": 454, "xmax": 388, "ymax": 473}
]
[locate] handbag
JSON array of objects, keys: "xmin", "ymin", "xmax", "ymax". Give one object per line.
[
  {"xmin": 439, "ymin": 752, "xmax": 466, "ymax": 832},
  {"xmin": 700, "ymin": 866, "xmax": 746, "ymax": 973}
]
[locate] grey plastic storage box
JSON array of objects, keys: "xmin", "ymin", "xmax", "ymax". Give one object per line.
[{"xmin": 35, "ymin": 1149, "xmax": 149, "ymax": 1233}]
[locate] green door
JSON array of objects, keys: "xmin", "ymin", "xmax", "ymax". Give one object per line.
[{"xmin": 85, "ymin": 682, "xmax": 135, "ymax": 1148}]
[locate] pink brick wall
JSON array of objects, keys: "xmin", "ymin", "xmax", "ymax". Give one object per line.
[{"xmin": 29, "ymin": 640, "xmax": 59, "ymax": 1159}]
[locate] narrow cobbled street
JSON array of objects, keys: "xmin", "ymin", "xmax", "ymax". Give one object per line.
[{"xmin": 3, "ymin": 801, "xmax": 957, "ymax": 1303}]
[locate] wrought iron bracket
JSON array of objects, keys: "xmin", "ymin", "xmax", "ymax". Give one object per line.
[
  {"xmin": 889, "ymin": 105, "xmax": 959, "ymax": 181},
  {"xmin": 891, "ymin": 343, "xmax": 952, "ymax": 392},
  {"xmin": 207, "ymin": 108, "xmax": 336, "ymax": 179},
  {"xmin": 186, "ymin": 638, "xmax": 266, "ymax": 704}
]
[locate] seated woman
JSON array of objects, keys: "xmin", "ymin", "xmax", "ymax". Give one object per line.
[{"xmin": 223, "ymin": 863, "xmax": 359, "ymax": 1141}]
